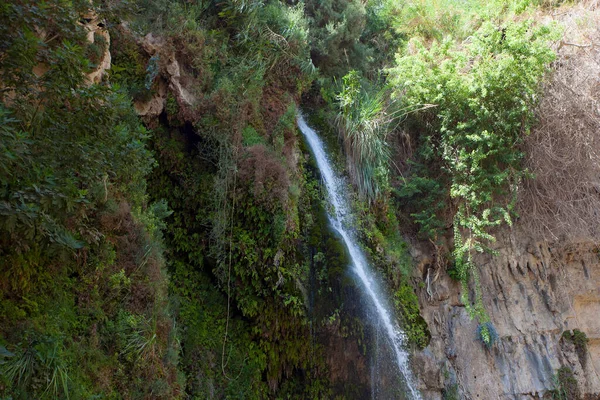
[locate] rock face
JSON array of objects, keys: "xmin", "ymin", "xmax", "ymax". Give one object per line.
[
  {"xmin": 133, "ymin": 33, "xmax": 197, "ymax": 122},
  {"xmin": 414, "ymin": 231, "xmax": 600, "ymax": 399},
  {"xmin": 80, "ymin": 11, "xmax": 111, "ymax": 85}
]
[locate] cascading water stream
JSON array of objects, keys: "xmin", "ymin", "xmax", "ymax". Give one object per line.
[{"xmin": 297, "ymin": 113, "xmax": 421, "ymax": 399}]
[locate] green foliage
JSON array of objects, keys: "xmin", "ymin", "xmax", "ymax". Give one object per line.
[
  {"xmin": 336, "ymin": 70, "xmax": 391, "ymax": 202},
  {"xmin": 393, "ymin": 281, "xmax": 431, "ymax": 349},
  {"xmin": 571, "ymin": 329, "xmax": 589, "ymax": 349},
  {"xmin": 3, "ymin": 0, "xmax": 570, "ymax": 396},
  {"xmin": 548, "ymin": 367, "xmax": 580, "ymax": 400},
  {"xmin": 389, "ymin": 19, "xmax": 558, "ymax": 327},
  {"xmin": 1, "ymin": 336, "xmax": 69, "ymax": 400},
  {"xmin": 303, "ymin": 0, "xmax": 404, "ymax": 200},
  {"xmin": 147, "ymin": 81, "xmax": 333, "ymax": 396},
  {"xmin": 243, "ymin": 125, "xmax": 266, "ymax": 147},
  {"xmin": 394, "ymin": 170, "xmax": 448, "ymax": 240},
  {"xmin": 147, "ymin": 126, "xmax": 264, "ymax": 396},
  {"xmin": 562, "ymin": 329, "xmax": 589, "ymax": 367},
  {"xmin": 391, "ymin": 0, "xmax": 556, "ymax": 44},
  {"xmin": 305, "ymin": 0, "xmax": 370, "ymax": 77},
  {"xmin": 86, "ymin": 32, "xmax": 108, "ymax": 67},
  {"xmin": 350, "ymin": 198, "xmax": 430, "ymax": 349},
  {"xmin": 477, "ymin": 322, "xmax": 499, "ymax": 349},
  {"xmin": 0, "ymin": 1, "xmax": 180, "ymax": 398},
  {"xmin": 0, "ymin": 0, "xmax": 154, "ymax": 289},
  {"xmin": 446, "ymin": 260, "xmax": 462, "ymax": 282},
  {"xmin": 442, "ymin": 383, "xmax": 460, "ymax": 400},
  {"xmin": 305, "ymin": 0, "xmax": 403, "ymax": 78},
  {"xmin": 109, "ymin": 30, "xmax": 152, "ymax": 101}
]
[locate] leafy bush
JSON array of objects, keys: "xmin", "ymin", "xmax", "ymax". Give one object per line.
[{"xmin": 389, "ymin": 19, "xmax": 558, "ymax": 326}]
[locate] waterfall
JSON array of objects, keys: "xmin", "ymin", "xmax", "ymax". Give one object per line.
[{"xmin": 297, "ymin": 113, "xmax": 421, "ymax": 399}]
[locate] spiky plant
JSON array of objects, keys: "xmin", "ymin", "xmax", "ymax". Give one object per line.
[
  {"xmin": 120, "ymin": 313, "xmax": 160, "ymax": 364},
  {"xmin": 336, "ymin": 70, "xmax": 392, "ymax": 202},
  {"xmin": 1, "ymin": 340, "xmax": 69, "ymax": 399}
]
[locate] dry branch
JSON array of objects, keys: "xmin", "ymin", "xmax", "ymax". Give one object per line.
[{"xmin": 517, "ymin": 23, "xmax": 600, "ymax": 241}]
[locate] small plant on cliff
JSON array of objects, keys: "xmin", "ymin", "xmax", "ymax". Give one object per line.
[
  {"xmin": 477, "ymin": 321, "xmax": 499, "ymax": 349},
  {"xmin": 547, "ymin": 367, "xmax": 580, "ymax": 400},
  {"xmin": 442, "ymin": 383, "xmax": 460, "ymax": 400},
  {"xmin": 562, "ymin": 329, "xmax": 589, "ymax": 367},
  {"xmin": 571, "ymin": 330, "xmax": 589, "ymax": 350}
]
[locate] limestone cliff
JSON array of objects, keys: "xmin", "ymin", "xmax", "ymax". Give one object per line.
[{"xmin": 414, "ymin": 233, "xmax": 600, "ymax": 399}]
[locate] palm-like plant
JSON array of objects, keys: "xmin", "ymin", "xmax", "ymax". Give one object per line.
[
  {"xmin": 336, "ymin": 71, "xmax": 392, "ymax": 202},
  {"xmin": 1, "ymin": 340, "xmax": 70, "ymax": 399}
]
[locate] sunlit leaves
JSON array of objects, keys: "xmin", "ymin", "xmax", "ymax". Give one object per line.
[{"xmin": 390, "ymin": 19, "xmax": 557, "ymax": 332}]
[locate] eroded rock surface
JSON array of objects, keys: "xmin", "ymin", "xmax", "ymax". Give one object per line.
[
  {"xmin": 412, "ymin": 5, "xmax": 600, "ymax": 398},
  {"xmin": 80, "ymin": 11, "xmax": 111, "ymax": 85},
  {"xmin": 133, "ymin": 33, "xmax": 197, "ymax": 122},
  {"xmin": 415, "ymin": 232, "xmax": 600, "ymax": 399}
]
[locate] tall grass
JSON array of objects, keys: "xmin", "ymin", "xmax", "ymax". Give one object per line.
[
  {"xmin": 336, "ymin": 71, "xmax": 392, "ymax": 201},
  {"xmin": 1, "ymin": 340, "xmax": 70, "ymax": 399}
]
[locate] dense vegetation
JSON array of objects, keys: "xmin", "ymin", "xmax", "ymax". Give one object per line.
[
  {"xmin": 308, "ymin": 0, "xmax": 559, "ymax": 346},
  {"xmin": 0, "ymin": 1, "xmax": 178, "ymax": 398},
  {"xmin": 0, "ymin": 0, "xmax": 568, "ymax": 398},
  {"xmin": 1, "ymin": 0, "xmax": 367, "ymax": 397},
  {"xmin": 390, "ymin": 18, "xmax": 558, "ymax": 340}
]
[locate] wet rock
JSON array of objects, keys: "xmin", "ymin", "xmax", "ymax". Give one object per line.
[{"xmin": 414, "ymin": 348, "xmax": 443, "ymax": 390}]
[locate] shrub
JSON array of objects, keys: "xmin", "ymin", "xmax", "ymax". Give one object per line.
[
  {"xmin": 477, "ymin": 322, "xmax": 499, "ymax": 349},
  {"xmin": 389, "ymin": 19, "xmax": 558, "ymax": 326},
  {"xmin": 305, "ymin": 0, "xmax": 371, "ymax": 76},
  {"xmin": 562, "ymin": 329, "xmax": 589, "ymax": 367}
]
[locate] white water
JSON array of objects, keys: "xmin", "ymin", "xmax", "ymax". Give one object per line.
[{"xmin": 297, "ymin": 113, "xmax": 421, "ymax": 399}]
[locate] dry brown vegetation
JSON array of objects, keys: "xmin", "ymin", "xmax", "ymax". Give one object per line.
[
  {"xmin": 239, "ymin": 144, "xmax": 291, "ymax": 208},
  {"xmin": 517, "ymin": 2, "xmax": 600, "ymax": 241}
]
